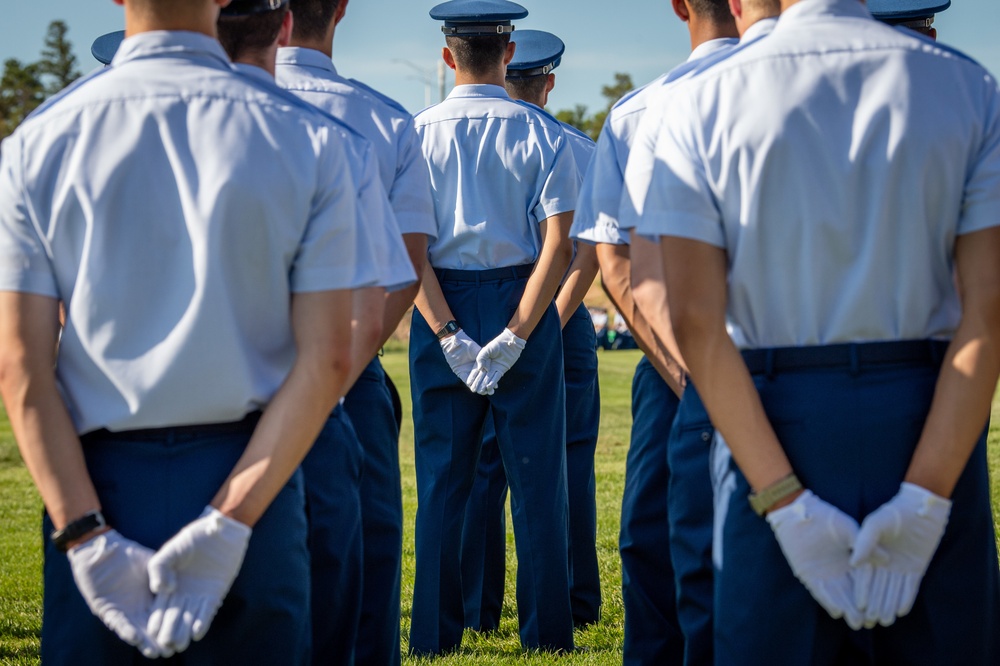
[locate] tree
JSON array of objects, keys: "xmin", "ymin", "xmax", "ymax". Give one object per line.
[
  {"xmin": 0, "ymin": 58, "xmax": 45, "ymax": 141},
  {"xmin": 38, "ymin": 20, "xmax": 81, "ymax": 95},
  {"xmin": 554, "ymin": 72, "xmax": 635, "ymax": 141}
]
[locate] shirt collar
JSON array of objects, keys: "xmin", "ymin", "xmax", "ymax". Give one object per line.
[
  {"xmin": 778, "ymin": 0, "xmax": 872, "ymax": 25},
  {"xmin": 276, "ymin": 47, "xmax": 339, "ymax": 76},
  {"xmin": 742, "ymin": 16, "xmax": 779, "ymax": 42},
  {"xmin": 112, "ymin": 30, "xmax": 231, "ymax": 68},
  {"xmin": 233, "ymin": 62, "xmax": 273, "ymax": 83},
  {"xmin": 688, "ymin": 37, "xmax": 740, "ymax": 62},
  {"xmin": 446, "ymin": 83, "xmax": 510, "ymax": 101}
]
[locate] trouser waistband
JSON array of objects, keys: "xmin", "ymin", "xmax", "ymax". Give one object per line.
[
  {"xmin": 741, "ymin": 339, "xmax": 949, "ymax": 376},
  {"xmin": 81, "ymin": 410, "xmax": 262, "ymax": 443},
  {"xmin": 434, "ymin": 263, "xmax": 534, "ymax": 284}
]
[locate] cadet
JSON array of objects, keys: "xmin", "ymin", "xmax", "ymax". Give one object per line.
[
  {"xmin": 459, "ymin": 28, "xmax": 602, "ymax": 632},
  {"xmin": 636, "ymin": 0, "xmax": 1000, "ymax": 663},
  {"xmin": 617, "ymin": 1, "xmax": 780, "ymax": 663},
  {"xmin": 570, "ymin": 1, "xmax": 737, "ymax": 663},
  {"xmin": 271, "ymin": 1, "xmax": 435, "ymax": 663},
  {"xmin": 215, "ymin": 2, "xmax": 416, "ymax": 663},
  {"xmin": 0, "ymin": 0, "xmax": 374, "ymax": 662},
  {"xmin": 409, "ymin": 0, "xmax": 579, "ymax": 654}
]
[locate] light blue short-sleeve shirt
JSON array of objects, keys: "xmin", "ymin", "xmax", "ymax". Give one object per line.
[
  {"xmin": 0, "ymin": 32, "xmax": 367, "ymax": 434},
  {"xmin": 414, "ymin": 84, "xmax": 579, "ymax": 270},
  {"xmin": 569, "ymin": 38, "xmax": 739, "ymax": 249},
  {"xmin": 635, "ymin": 0, "xmax": 1000, "ymax": 348},
  {"xmin": 233, "ymin": 62, "xmax": 408, "ymax": 292}
]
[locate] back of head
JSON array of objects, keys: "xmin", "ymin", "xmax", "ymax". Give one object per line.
[
  {"xmin": 446, "ymin": 34, "xmax": 511, "ymax": 77},
  {"xmin": 217, "ymin": 0, "xmax": 290, "ymax": 62},
  {"xmin": 288, "ymin": 0, "xmax": 340, "ymax": 42},
  {"xmin": 689, "ymin": 0, "xmax": 737, "ymax": 25},
  {"xmin": 504, "ymin": 29, "xmax": 564, "ymax": 106},
  {"xmin": 504, "ymin": 75, "xmax": 548, "ymax": 105}
]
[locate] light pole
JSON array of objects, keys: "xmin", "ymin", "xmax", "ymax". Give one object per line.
[{"xmin": 393, "ymin": 58, "xmax": 450, "ymax": 106}]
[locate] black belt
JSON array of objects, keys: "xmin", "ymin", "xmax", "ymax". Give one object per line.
[
  {"xmin": 82, "ymin": 410, "xmax": 262, "ymax": 443},
  {"xmin": 435, "ymin": 263, "xmax": 534, "ymax": 283},
  {"xmin": 741, "ymin": 340, "xmax": 949, "ymax": 375}
]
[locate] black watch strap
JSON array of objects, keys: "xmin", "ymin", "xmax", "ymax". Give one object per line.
[
  {"xmin": 435, "ymin": 320, "xmax": 460, "ymax": 339},
  {"xmin": 50, "ymin": 510, "xmax": 106, "ymax": 552}
]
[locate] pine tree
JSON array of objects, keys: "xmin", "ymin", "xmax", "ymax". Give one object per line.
[
  {"xmin": 0, "ymin": 58, "xmax": 45, "ymax": 141},
  {"xmin": 38, "ymin": 20, "xmax": 80, "ymax": 95}
]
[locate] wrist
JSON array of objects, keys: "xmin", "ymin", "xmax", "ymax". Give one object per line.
[
  {"xmin": 749, "ymin": 473, "xmax": 804, "ymax": 516},
  {"xmin": 435, "ymin": 320, "xmax": 460, "ymax": 340},
  {"xmin": 52, "ymin": 509, "xmax": 108, "ymax": 552}
]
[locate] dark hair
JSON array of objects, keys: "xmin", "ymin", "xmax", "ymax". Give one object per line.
[
  {"xmin": 217, "ymin": 6, "xmax": 289, "ymax": 62},
  {"xmin": 505, "ymin": 75, "xmax": 548, "ymax": 105},
  {"xmin": 690, "ymin": 0, "xmax": 735, "ymax": 25},
  {"xmin": 445, "ymin": 34, "xmax": 511, "ymax": 77},
  {"xmin": 288, "ymin": 0, "xmax": 340, "ymax": 42}
]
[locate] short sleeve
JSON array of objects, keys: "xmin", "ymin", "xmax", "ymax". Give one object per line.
[
  {"xmin": 633, "ymin": 90, "xmax": 726, "ymax": 248},
  {"xmin": 388, "ymin": 117, "xmax": 438, "ymax": 239},
  {"xmin": 532, "ymin": 127, "xmax": 579, "ymax": 223},
  {"xmin": 958, "ymin": 76, "xmax": 1000, "ymax": 236},
  {"xmin": 620, "ymin": 90, "xmax": 666, "ymax": 232},
  {"xmin": 570, "ymin": 118, "xmax": 629, "ymax": 246},
  {"xmin": 290, "ymin": 127, "xmax": 364, "ymax": 293},
  {"xmin": 0, "ymin": 133, "xmax": 59, "ymax": 297}
]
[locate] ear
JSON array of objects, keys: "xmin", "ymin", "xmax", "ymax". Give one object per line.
[
  {"xmin": 545, "ymin": 73, "xmax": 555, "ymax": 94},
  {"xmin": 442, "ymin": 47, "xmax": 457, "ymax": 71},
  {"xmin": 671, "ymin": 0, "xmax": 691, "ymax": 22},
  {"xmin": 927, "ymin": 27, "xmax": 937, "ymax": 41},
  {"xmin": 334, "ymin": 0, "xmax": 348, "ymax": 26},
  {"xmin": 503, "ymin": 40, "xmax": 516, "ymax": 66},
  {"xmin": 729, "ymin": 0, "xmax": 743, "ymax": 21},
  {"xmin": 277, "ymin": 9, "xmax": 294, "ymax": 47}
]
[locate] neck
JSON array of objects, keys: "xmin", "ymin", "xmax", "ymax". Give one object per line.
[
  {"xmin": 737, "ymin": 11, "xmax": 778, "ymax": 36},
  {"xmin": 688, "ymin": 19, "xmax": 739, "ymax": 51},
  {"xmin": 289, "ymin": 22, "xmax": 336, "ymax": 59},
  {"xmin": 455, "ymin": 66, "xmax": 506, "ymax": 87},
  {"xmin": 124, "ymin": 2, "xmax": 219, "ymax": 38},
  {"xmin": 236, "ymin": 49, "xmax": 277, "ymax": 77}
]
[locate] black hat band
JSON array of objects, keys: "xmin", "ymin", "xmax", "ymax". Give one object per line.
[
  {"xmin": 442, "ymin": 24, "xmax": 515, "ymax": 36},
  {"xmin": 506, "ymin": 62, "xmax": 555, "ymax": 78}
]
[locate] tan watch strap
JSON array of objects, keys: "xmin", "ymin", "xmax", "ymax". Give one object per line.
[{"xmin": 748, "ymin": 473, "xmax": 803, "ymax": 516}]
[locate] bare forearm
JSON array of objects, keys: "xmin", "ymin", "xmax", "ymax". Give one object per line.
[
  {"xmin": 597, "ymin": 243, "xmax": 684, "ymax": 394},
  {"xmin": 508, "ymin": 213, "xmax": 574, "ymax": 339},
  {"xmin": 345, "ymin": 287, "xmax": 386, "ymax": 391},
  {"xmin": 555, "ymin": 243, "xmax": 599, "ymax": 329},
  {"xmin": 662, "ymin": 238, "xmax": 792, "ymax": 493},
  {"xmin": 0, "ymin": 293, "xmax": 99, "ymax": 529},
  {"xmin": 631, "ymin": 234, "xmax": 687, "ymax": 370},
  {"xmin": 413, "ymin": 261, "xmax": 456, "ymax": 334},
  {"xmin": 905, "ymin": 227, "xmax": 1000, "ymax": 497},
  {"xmin": 379, "ymin": 233, "xmax": 427, "ymax": 346}
]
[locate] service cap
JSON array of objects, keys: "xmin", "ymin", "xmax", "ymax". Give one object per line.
[
  {"xmin": 91, "ymin": 30, "xmax": 125, "ymax": 65},
  {"xmin": 506, "ymin": 30, "xmax": 564, "ymax": 79},
  {"xmin": 430, "ymin": 0, "xmax": 528, "ymax": 37},
  {"xmin": 220, "ymin": 0, "xmax": 289, "ymax": 17},
  {"xmin": 868, "ymin": 0, "xmax": 949, "ymax": 27}
]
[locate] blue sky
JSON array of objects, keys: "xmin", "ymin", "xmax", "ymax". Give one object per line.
[{"xmin": 4, "ymin": 1, "xmax": 1000, "ymax": 115}]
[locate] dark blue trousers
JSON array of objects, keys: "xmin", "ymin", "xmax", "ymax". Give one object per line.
[
  {"xmin": 460, "ymin": 302, "xmax": 602, "ymax": 630},
  {"xmin": 300, "ymin": 405, "xmax": 364, "ymax": 666},
  {"xmin": 667, "ymin": 384, "xmax": 715, "ymax": 666},
  {"xmin": 715, "ymin": 342, "xmax": 1000, "ymax": 666},
  {"xmin": 620, "ymin": 356, "xmax": 685, "ymax": 665},
  {"xmin": 42, "ymin": 414, "xmax": 311, "ymax": 665},
  {"xmin": 343, "ymin": 357, "xmax": 404, "ymax": 666},
  {"xmin": 408, "ymin": 267, "xmax": 574, "ymax": 655}
]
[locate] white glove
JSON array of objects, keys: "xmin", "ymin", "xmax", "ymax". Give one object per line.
[
  {"xmin": 439, "ymin": 329, "xmax": 482, "ymax": 389},
  {"xmin": 467, "ymin": 328, "xmax": 526, "ymax": 395},
  {"xmin": 67, "ymin": 529, "xmax": 161, "ymax": 658},
  {"xmin": 146, "ymin": 507, "xmax": 252, "ymax": 656},
  {"xmin": 850, "ymin": 482, "xmax": 951, "ymax": 628},
  {"xmin": 766, "ymin": 490, "xmax": 865, "ymax": 630}
]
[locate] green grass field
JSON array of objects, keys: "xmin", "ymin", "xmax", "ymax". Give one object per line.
[{"xmin": 0, "ymin": 348, "xmax": 998, "ymax": 664}]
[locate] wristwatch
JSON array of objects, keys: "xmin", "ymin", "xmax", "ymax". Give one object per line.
[
  {"xmin": 50, "ymin": 510, "xmax": 106, "ymax": 552},
  {"xmin": 435, "ymin": 320, "xmax": 460, "ymax": 339},
  {"xmin": 748, "ymin": 474, "xmax": 803, "ymax": 516}
]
